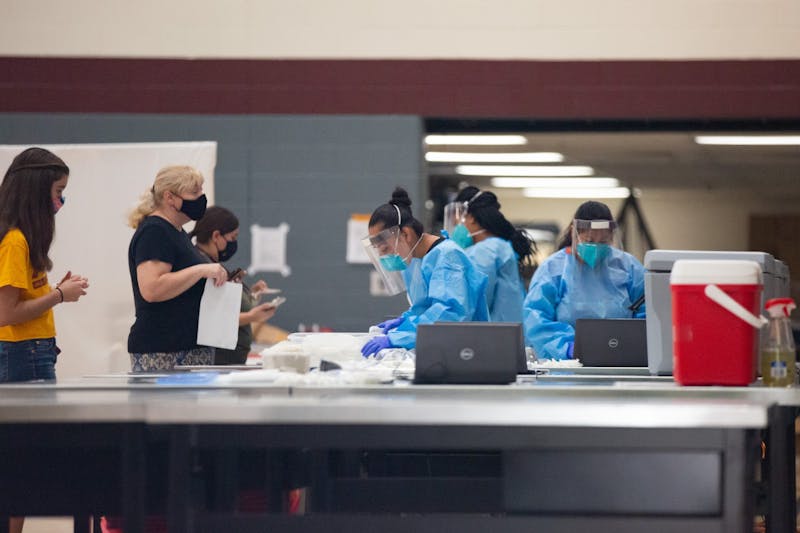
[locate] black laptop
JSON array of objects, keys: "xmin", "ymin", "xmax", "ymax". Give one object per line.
[
  {"xmin": 573, "ymin": 318, "xmax": 648, "ymax": 367},
  {"xmin": 414, "ymin": 322, "xmax": 526, "ymax": 384}
]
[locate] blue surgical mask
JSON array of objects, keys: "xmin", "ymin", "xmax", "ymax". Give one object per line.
[
  {"xmin": 378, "ymin": 229, "xmax": 424, "ymax": 272},
  {"xmin": 576, "ymin": 242, "xmax": 610, "ymax": 268},
  {"xmin": 451, "ymin": 224, "xmax": 486, "ymax": 249},
  {"xmin": 379, "ymin": 224, "xmax": 408, "ymax": 271},
  {"xmin": 451, "ymin": 224, "xmax": 473, "ymax": 248},
  {"xmin": 380, "ymin": 254, "xmax": 407, "ymax": 271}
]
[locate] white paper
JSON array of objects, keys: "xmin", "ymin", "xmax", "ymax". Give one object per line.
[
  {"xmin": 248, "ymin": 223, "xmax": 291, "ymax": 277},
  {"xmin": 346, "ymin": 216, "xmax": 371, "ymax": 264},
  {"xmin": 197, "ymin": 280, "xmax": 243, "ymax": 350}
]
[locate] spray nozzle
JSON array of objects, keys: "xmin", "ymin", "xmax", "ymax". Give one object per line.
[{"xmin": 765, "ymin": 297, "xmax": 796, "ymax": 318}]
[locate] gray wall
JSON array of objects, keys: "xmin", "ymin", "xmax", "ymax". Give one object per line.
[{"xmin": 0, "ymin": 113, "xmax": 424, "ymax": 332}]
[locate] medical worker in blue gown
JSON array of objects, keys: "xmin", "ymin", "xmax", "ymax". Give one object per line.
[
  {"xmin": 444, "ymin": 186, "xmax": 536, "ymax": 322},
  {"xmin": 361, "ymin": 187, "xmax": 489, "ymax": 357},
  {"xmin": 523, "ymin": 200, "xmax": 646, "ymax": 360}
]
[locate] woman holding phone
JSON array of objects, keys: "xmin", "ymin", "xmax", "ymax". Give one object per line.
[{"xmin": 191, "ymin": 206, "xmax": 278, "ymax": 364}]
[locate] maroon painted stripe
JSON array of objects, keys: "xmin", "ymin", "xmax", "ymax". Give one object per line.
[{"xmin": 1, "ymin": 57, "xmax": 799, "ymax": 118}]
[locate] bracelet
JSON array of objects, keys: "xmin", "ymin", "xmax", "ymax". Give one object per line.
[{"xmin": 55, "ymin": 287, "xmax": 64, "ymax": 303}]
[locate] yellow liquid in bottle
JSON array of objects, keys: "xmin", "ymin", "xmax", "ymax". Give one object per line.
[{"xmin": 760, "ymin": 349, "xmax": 796, "ymax": 387}]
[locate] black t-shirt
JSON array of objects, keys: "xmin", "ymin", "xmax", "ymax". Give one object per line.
[
  {"xmin": 427, "ymin": 236, "xmax": 446, "ymax": 254},
  {"xmin": 127, "ymin": 216, "xmax": 207, "ymax": 353}
]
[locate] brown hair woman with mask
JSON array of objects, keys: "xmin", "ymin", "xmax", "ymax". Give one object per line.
[{"xmin": 191, "ymin": 206, "xmax": 277, "ymax": 364}]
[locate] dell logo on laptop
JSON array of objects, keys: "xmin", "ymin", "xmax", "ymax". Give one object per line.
[
  {"xmin": 608, "ymin": 338, "xmax": 619, "ymax": 349},
  {"xmin": 459, "ymin": 348, "xmax": 475, "ymax": 361}
]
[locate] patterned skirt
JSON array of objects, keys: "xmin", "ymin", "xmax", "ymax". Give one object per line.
[{"xmin": 129, "ymin": 347, "xmax": 215, "ymax": 372}]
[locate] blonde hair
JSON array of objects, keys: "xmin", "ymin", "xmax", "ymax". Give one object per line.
[{"xmin": 127, "ymin": 165, "xmax": 205, "ymax": 228}]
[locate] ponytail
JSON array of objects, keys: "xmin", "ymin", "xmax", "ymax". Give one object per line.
[
  {"xmin": 127, "ymin": 165, "xmax": 204, "ymax": 229},
  {"xmin": 457, "ymin": 187, "xmax": 537, "ymax": 277}
]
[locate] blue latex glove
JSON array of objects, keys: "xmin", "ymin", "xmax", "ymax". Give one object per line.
[
  {"xmin": 361, "ymin": 335, "xmax": 393, "ymax": 357},
  {"xmin": 567, "ymin": 341, "xmax": 575, "ymax": 358},
  {"xmin": 376, "ymin": 316, "xmax": 405, "ymax": 333}
]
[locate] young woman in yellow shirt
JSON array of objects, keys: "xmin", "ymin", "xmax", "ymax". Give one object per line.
[{"xmin": 0, "ymin": 147, "xmax": 89, "ymax": 383}]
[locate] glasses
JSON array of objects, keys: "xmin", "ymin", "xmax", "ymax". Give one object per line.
[{"xmin": 367, "ymin": 226, "xmax": 401, "ymax": 255}]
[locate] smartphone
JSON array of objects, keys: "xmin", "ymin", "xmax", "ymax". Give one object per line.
[{"xmin": 264, "ymin": 296, "xmax": 286, "ymax": 309}]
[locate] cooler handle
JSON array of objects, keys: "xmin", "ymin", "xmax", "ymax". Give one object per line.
[{"xmin": 703, "ymin": 284, "xmax": 768, "ymax": 329}]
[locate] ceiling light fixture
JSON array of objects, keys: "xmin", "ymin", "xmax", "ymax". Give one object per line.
[
  {"xmin": 457, "ymin": 165, "xmax": 594, "ymax": 177},
  {"xmin": 491, "ymin": 177, "xmax": 619, "ymax": 188},
  {"xmin": 426, "ymin": 152, "xmax": 564, "ymax": 163},
  {"xmin": 523, "ymin": 187, "xmax": 632, "ymax": 199},
  {"xmin": 694, "ymin": 135, "xmax": 800, "ymax": 146},
  {"xmin": 424, "ymin": 135, "xmax": 527, "ymax": 146}
]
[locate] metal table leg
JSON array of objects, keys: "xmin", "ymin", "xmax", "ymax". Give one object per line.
[{"xmin": 765, "ymin": 405, "xmax": 798, "ymax": 533}]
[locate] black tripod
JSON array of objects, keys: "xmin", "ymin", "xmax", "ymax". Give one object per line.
[{"xmin": 615, "ymin": 188, "xmax": 657, "ymax": 253}]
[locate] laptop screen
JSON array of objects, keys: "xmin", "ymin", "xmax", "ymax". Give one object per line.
[
  {"xmin": 414, "ymin": 322, "xmax": 525, "ymax": 384},
  {"xmin": 573, "ymin": 318, "xmax": 648, "ymax": 367}
]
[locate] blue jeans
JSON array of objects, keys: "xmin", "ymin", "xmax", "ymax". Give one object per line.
[{"xmin": 0, "ymin": 337, "xmax": 59, "ymax": 383}]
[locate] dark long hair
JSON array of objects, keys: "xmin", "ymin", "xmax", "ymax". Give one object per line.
[
  {"xmin": 189, "ymin": 206, "xmax": 239, "ymax": 243},
  {"xmin": 0, "ymin": 147, "xmax": 69, "ymax": 273},
  {"xmin": 369, "ymin": 187, "xmax": 425, "ymax": 237},
  {"xmin": 557, "ymin": 200, "xmax": 614, "ymax": 249},
  {"xmin": 456, "ymin": 186, "xmax": 537, "ymax": 278}
]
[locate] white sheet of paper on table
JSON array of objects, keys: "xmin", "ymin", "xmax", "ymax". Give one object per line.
[{"xmin": 197, "ymin": 279, "xmax": 243, "ymax": 350}]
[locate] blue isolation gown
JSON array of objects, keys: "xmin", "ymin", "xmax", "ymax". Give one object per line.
[
  {"xmin": 523, "ymin": 247, "xmax": 646, "ymax": 360},
  {"xmin": 465, "ymin": 237, "xmax": 525, "ymax": 323},
  {"xmin": 387, "ymin": 239, "xmax": 490, "ymax": 350}
]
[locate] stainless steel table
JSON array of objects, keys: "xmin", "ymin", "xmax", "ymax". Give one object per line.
[
  {"xmin": 150, "ymin": 387, "xmax": 766, "ymax": 533},
  {"xmin": 289, "ymin": 379, "xmax": 800, "ymax": 533},
  {"xmin": 0, "ymin": 382, "xmax": 290, "ymax": 533},
  {"xmin": 0, "ymin": 376, "xmax": 786, "ymax": 533}
]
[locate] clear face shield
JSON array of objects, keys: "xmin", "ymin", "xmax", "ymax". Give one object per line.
[
  {"xmin": 572, "ymin": 219, "xmax": 621, "ymax": 268},
  {"xmin": 443, "ymin": 190, "xmax": 485, "ymax": 248},
  {"xmin": 443, "ymin": 201, "xmax": 469, "ymax": 238},
  {"xmin": 362, "ymin": 225, "xmax": 408, "ymax": 296}
]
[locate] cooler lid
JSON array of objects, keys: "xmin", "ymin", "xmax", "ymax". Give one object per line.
[
  {"xmin": 645, "ymin": 249, "xmax": 776, "ymax": 274},
  {"xmin": 670, "ymin": 259, "xmax": 763, "ymax": 285}
]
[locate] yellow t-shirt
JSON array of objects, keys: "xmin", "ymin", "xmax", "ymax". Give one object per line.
[{"xmin": 0, "ymin": 229, "xmax": 55, "ymax": 341}]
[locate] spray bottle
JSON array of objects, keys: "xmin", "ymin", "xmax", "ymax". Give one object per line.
[{"xmin": 760, "ymin": 298, "xmax": 797, "ymax": 387}]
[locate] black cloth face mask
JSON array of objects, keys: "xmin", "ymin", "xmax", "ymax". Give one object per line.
[
  {"xmin": 179, "ymin": 194, "xmax": 207, "ymax": 220},
  {"xmin": 218, "ymin": 239, "xmax": 237, "ymax": 262}
]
